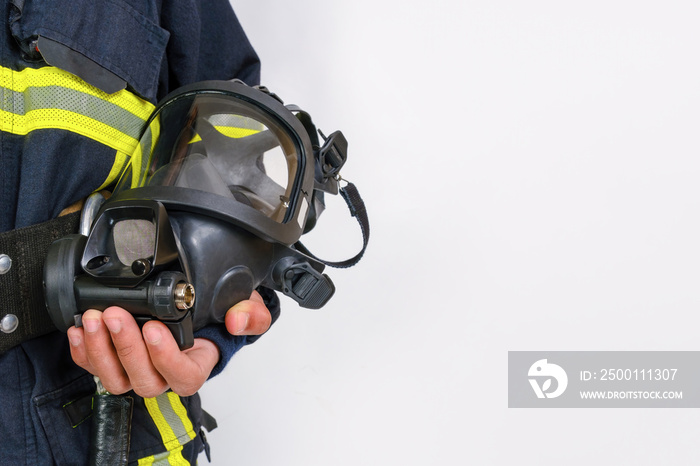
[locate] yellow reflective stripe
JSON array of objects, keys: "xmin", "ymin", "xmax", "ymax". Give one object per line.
[
  {"xmin": 130, "ymin": 139, "xmax": 146, "ymax": 189},
  {"xmin": 215, "ymin": 126, "xmax": 261, "ymax": 139},
  {"xmin": 0, "ymin": 107, "xmax": 137, "ymax": 154},
  {"xmin": 0, "ymin": 65, "xmax": 154, "ymax": 149},
  {"xmin": 143, "ymin": 392, "xmax": 197, "ymax": 464},
  {"xmin": 95, "ymin": 150, "xmax": 130, "ymax": 191},
  {"xmin": 137, "ymin": 447, "xmax": 190, "ymax": 466},
  {"xmin": 1, "ymin": 65, "xmax": 150, "ymax": 113},
  {"xmin": 0, "ymin": 64, "xmax": 155, "ymax": 189},
  {"xmin": 189, "ymin": 125, "xmax": 260, "ymax": 143},
  {"xmin": 131, "ymin": 116, "xmax": 161, "ymax": 188}
]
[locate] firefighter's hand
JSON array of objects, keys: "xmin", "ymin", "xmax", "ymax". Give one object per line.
[{"xmin": 66, "ymin": 290, "xmax": 272, "ymax": 397}]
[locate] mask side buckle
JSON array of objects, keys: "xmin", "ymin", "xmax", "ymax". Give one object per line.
[
  {"xmin": 317, "ymin": 129, "xmax": 347, "ymax": 180},
  {"xmin": 276, "ymin": 262, "xmax": 335, "ymax": 309}
]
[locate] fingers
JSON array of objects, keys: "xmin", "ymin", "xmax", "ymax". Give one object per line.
[
  {"xmin": 101, "ymin": 308, "xmax": 168, "ymax": 397},
  {"xmin": 67, "ymin": 324, "xmax": 93, "ymax": 373},
  {"xmin": 68, "ymin": 309, "xmax": 133, "ymax": 394},
  {"xmin": 69, "ymin": 308, "xmax": 167, "ymax": 397},
  {"xmin": 67, "ymin": 288, "xmax": 274, "ymax": 397},
  {"xmin": 224, "ymin": 290, "xmax": 272, "ymax": 336},
  {"xmin": 68, "ymin": 308, "xmax": 219, "ymax": 397},
  {"xmin": 143, "ymin": 321, "xmax": 220, "ymax": 396}
]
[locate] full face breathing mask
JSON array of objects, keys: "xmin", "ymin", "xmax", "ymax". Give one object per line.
[{"xmin": 43, "ymin": 80, "xmax": 369, "ymax": 349}]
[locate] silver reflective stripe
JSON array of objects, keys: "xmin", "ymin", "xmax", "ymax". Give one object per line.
[
  {"xmin": 0, "ymin": 85, "xmax": 145, "ymax": 139},
  {"xmin": 149, "ymin": 449, "xmax": 180, "ymax": 466},
  {"xmin": 155, "ymin": 395, "xmax": 191, "ymax": 443}
]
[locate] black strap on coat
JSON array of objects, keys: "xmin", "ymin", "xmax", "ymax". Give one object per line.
[
  {"xmin": 0, "ymin": 211, "xmax": 81, "ymax": 354},
  {"xmin": 90, "ymin": 394, "xmax": 134, "ymax": 466}
]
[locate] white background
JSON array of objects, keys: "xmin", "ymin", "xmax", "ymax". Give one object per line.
[{"xmin": 200, "ymin": 2, "xmax": 700, "ymax": 464}]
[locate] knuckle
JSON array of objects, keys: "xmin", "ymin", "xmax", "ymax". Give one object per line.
[
  {"xmin": 83, "ymin": 341, "xmax": 103, "ymax": 359},
  {"xmin": 101, "ymin": 378, "xmax": 131, "ymax": 395},
  {"xmin": 170, "ymin": 382, "xmax": 199, "ymax": 397},
  {"xmin": 169, "ymin": 373, "xmax": 204, "ymax": 397},
  {"xmin": 133, "ymin": 381, "xmax": 168, "ymax": 398},
  {"xmin": 116, "ymin": 343, "xmax": 137, "ymax": 359}
]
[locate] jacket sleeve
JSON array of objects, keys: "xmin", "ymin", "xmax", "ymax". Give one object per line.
[
  {"xmin": 194, "ymin": 287, "xmax": 281, "ymax": 378},
  {"xmin": 157, "ymin": 0, "xmax": 261, "ymax": 101}
]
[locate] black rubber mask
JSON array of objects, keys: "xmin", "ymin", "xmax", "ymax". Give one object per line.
[{"xmin": 44, "ymin": 80, "xmax": 367, "ymax": 349}]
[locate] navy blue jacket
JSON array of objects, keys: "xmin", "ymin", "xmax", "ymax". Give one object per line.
[{"xmin": 0, "ymin": 0, "xmax": 274, "ymax": 463}]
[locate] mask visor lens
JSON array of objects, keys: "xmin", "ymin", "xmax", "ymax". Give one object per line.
[{"xmin": 117, "ymin": 92, "xmax": 300, "ymax": 224}]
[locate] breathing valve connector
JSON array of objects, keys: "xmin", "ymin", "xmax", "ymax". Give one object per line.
[
  {"xmin": 44, "ymin": 227, "xmax": 198, "ymax": 349},
  {"xmin": 73, "ymin": 271, "xmax": 193, "ymax": 320}
]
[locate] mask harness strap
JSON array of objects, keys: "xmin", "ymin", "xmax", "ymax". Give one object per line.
[
  {"xmin": 295, "ymin": 180, "xmax": 370, "ymax": 269},
  {"xmin": 287, "ymin": 105, "xmax": 369, "ymax": 269},
  {"xmin": 287, "ymin": 107, "xmax": 370, "ymax": 269}
]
